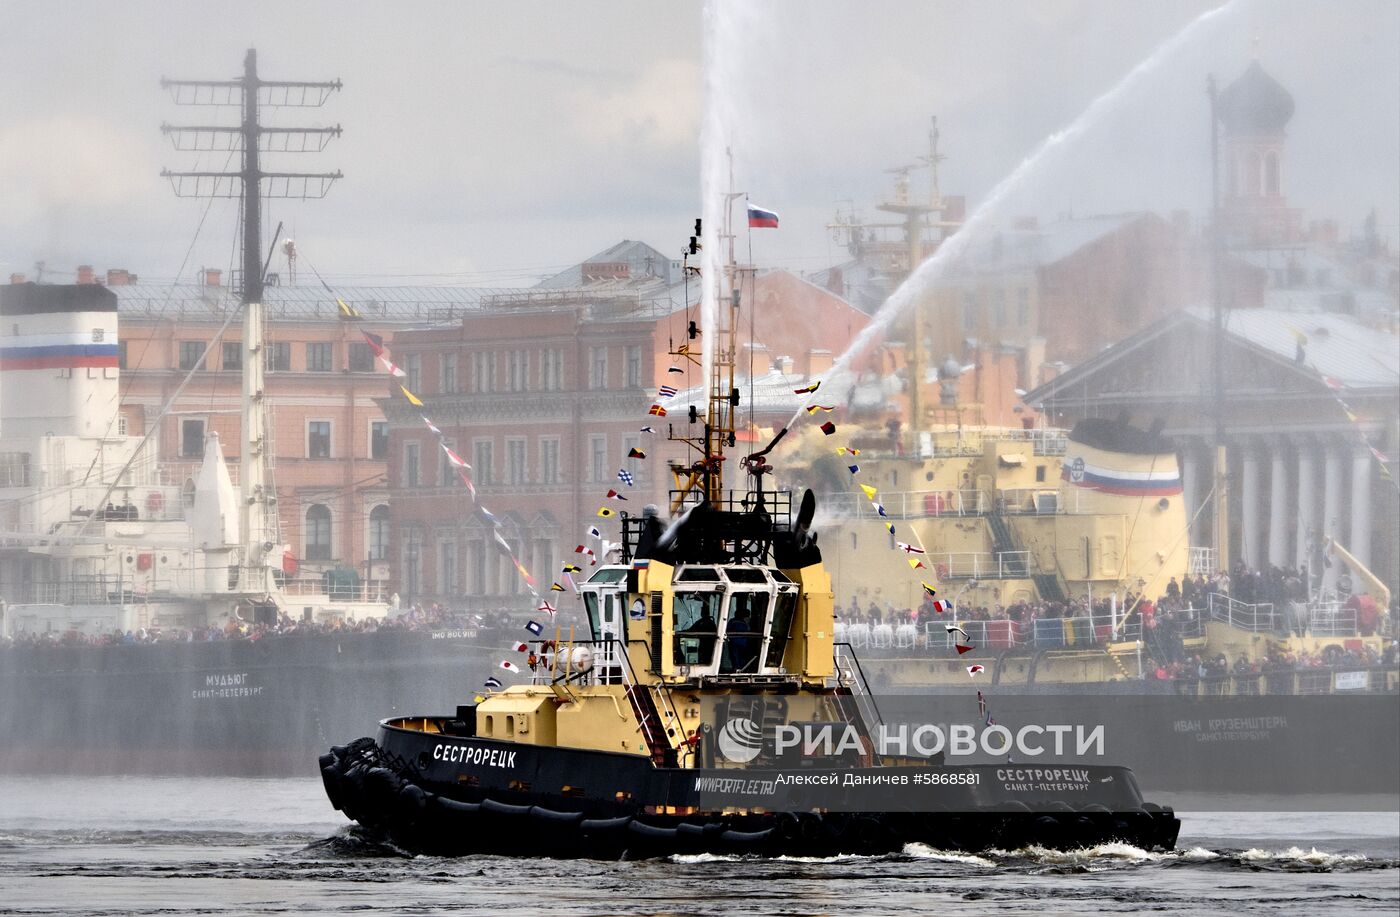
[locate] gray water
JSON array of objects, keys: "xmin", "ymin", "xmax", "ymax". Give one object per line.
[{"xmin": 0, "ymin": 777, "xmax": 1395, "ymax": 916}]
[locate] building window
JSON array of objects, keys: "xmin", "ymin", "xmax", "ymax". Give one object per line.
[
  {"xmin": 348, "ymin": 342, "xmax": 375, "ymax": 372},
  {"xmin": 540, "ymin": 437, "xmax": 560, "ymax": 484},
  {"xmin": 265, "ymin": 341, "xmax": 291, "ymax": 372},
  {"xmin": 466, "ymin": 540, "xmax": 485, "ymax": 596},
  {"xmin": 403, "ymin": 529, "xmax": 423, "ymax": 598},
  {"xmin": 474, "ymin": 440, "xmax": 494, "ymax": 486},
  {"xmin": 439, "ymin": 541, "xmax": 458, "ymax": 595},
  {"xmin": 508, "ymin": 350, "xmax": 528, "ymax": 392},
  {"xmin": 590, "ymin": 434, "xmax": 607, "ymax": 483},
  {"xmin": 440, "ymin": 439, "xmax": 459, "ymax": 486},
  {"xmin": 117, "ymin": 341, "xmax": 128, "ymax": 370},
  {"xmin": 370, "ymin": 421, "xmax": 388, "ymax": 460},
  {"xmin": 1035, "ymin": 465, "xmax": 1046, "ymax": 483},
  {"xmin": 589, "ymin": 347, "xmax": 608, "ymax": 390},
  {"xmin": 506, "ymin": 438, "xmax": 527, "ymax": 486},
  {"xmin": 626, "ymin": 345, "xmax": 642, "ymax": 388},
  {"xmin": 222, "ymin": 341, "xmax": 242, "ymax": 371},
  {"xmin": 440, "ymin": 353, "xmax": 458, "ymax": 393},
  {"xmin": 178, "ymin": 341, "xmax": 206, "ymax": 371},
  {"xmin": 404, "ymin": 353, "xmax": 422, "ymax": 392},
  {"xmin": 540, "ymin": 348, "xmax": 563, "ymax": 391},
  {"xmin": 992, "ymin": 290, "xmax": 1006, "ymax": 327},
  {"xmin": 472, "ymin": 352, "xmax": 495, "ymax": 393},
  {"xmin": 368, "ymin": 505, "xmax": 390, "ymax": 560},
  {"xmin": 308, "ymin": 421, "xmax": 331, "ymax": 458},
  {"xmin": 305, "ymin": 504, "xmax": 332, "ymax": 561},
  {"xmin": 181, "ymin": 418, "xmax": 205, "ymax": 458},
  {"xmin": 404, "ymin": 442, "xmax": 421, "ymax": 487},
  {"xmin": 1017, "ymin": 288, "xmax": 1030, "ymax": 327},
  {"xmin": 306, "ymin": 342, "xmax": 333, "ymax": 372},
  {"xmin": 117, "ymin": 414, "xmax": 128, "ymax": 435},
  {"xmin": 961, "ymin": 292, "xmax": 978, "ymax": 331}
]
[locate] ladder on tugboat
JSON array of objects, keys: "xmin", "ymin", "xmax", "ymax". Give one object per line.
[
  {"xmin": 832, "ymin": 643, "xmax": 884, "ymax": 763},
  {"xmin": 624, "ymin": 683, "xmax": 678, "ymax": 768}
]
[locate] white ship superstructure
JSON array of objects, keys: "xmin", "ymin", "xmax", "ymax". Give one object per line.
[{"xmin": 0, "ymin": 282, "xmax": 388, "ymax": 636}]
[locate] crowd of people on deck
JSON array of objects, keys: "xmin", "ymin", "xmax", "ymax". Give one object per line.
[
  {"xmin": 1151, "ymin": 642, "xmax": 1396, "ymax": 690},
  {"xmin": 0, "ymin": 601, "xmax": 531, "ymax": 649}
]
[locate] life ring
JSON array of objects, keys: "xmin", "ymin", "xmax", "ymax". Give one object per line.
[{"xmin": 145, "ymin": 491, "xmax": 165, "ymax": 513}]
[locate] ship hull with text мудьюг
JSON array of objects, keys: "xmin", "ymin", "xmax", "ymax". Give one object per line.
[{"xmin": 318, "ymin": 250, "xmax": 1180, "ymax": 858}]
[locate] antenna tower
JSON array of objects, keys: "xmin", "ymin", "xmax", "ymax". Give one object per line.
[{"xmin": 160, "ymin": 48, "xmax": 342, "ymax": 595}]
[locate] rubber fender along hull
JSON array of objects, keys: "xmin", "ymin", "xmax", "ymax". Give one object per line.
[{"xmin": 320, "ymin": 735, "xmax": 1181, "ymax": 859}]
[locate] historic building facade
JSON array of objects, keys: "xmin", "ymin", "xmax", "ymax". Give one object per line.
[
  {"xmin": 106, "ymin": 271, "xmax": 484, "ymax": 596},
  {"xmin": 383, "ymin": 243, "xmax": 870, "ymax": 608}
]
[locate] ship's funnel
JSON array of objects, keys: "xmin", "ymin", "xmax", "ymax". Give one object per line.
[
  {"xmin": 192, "ymin": 432, "xmax": 239, "ymax": 549},
  {"xmin": 1057, "ymin": 418, "xmax": 1188, "ymax": 598}
]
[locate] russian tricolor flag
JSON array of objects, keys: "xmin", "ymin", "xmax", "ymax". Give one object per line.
[{"xmin": 747, "ymin": 204, "xmax": 779, "ymax": 229}]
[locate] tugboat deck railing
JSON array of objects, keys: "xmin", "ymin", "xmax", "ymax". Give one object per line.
[{"xmin": 832, "ymin": 643, "xmax": 884, "ymax": 733}]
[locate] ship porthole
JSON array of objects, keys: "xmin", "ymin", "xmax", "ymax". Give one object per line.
[
  {"xmin": 1157, "ymin": 498, "xmax": 1169, "ymax": 510},
  {"xmin": 417, "ymin": 751, "xmax": 431, "ymax": 769}
]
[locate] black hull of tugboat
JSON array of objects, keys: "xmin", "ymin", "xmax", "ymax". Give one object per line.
[{"xmin": 319, "ymin": 721, "xmax": 1180, "ymax": 858}]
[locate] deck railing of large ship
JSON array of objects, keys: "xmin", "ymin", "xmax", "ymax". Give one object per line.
[
  {"xmin": 876, "ymin": 427, "xmax": 1070, "ymax": 459},
  {"xmin": 1170, "ymin": 665, "xmax": 1398, "ymax": 696},
  {"xmin": 833, "ymin": 607, "xmax": 1210, "ymax": 652},
  {"xmin": 819, "ymin": 487, "xmax": 1089, "ymax": 519},
  {"xmin": 1206, "ymin": 593, "xmax": 1277, "ymax": 632},
  {"xmin": 7, "ymin": 570, "xmax": 388, "ymax": 605}
]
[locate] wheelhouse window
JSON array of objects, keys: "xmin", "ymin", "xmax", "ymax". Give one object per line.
[
  {"xmin": 673, "ymin": 591, "xmax": 723, "ymax": 668},
  {"xmin": 763, "ymin": 590, "xmax": 798, "ymax": 669},
  {"xmin": 721, "ymin": 591, "xmax": 769, "ymax": 675}
]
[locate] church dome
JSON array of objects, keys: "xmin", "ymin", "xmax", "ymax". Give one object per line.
[{"xmin": 1217, "ymin": 60, "xmax": 1295, "ymax": 134}]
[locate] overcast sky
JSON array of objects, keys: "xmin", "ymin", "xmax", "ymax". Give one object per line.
[{"xmin": 1, "ymin": 0, "xmax": 1395, "ymax": 289}]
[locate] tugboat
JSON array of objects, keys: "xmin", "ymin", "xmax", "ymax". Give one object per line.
[{"xmin": 319, "ymin": 220, "xmax": 1180, "ymax": 859}]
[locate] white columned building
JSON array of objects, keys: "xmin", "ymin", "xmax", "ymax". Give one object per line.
[
  {"xmin": 1350, "ymin": 447, "xmax": 1373, "ymax": 567},
  {"xmin": 1267, "ymin": 446, "xmax": 1290, "ymax": 567},
  {"xmin": 1240, "ymin": 446, "xmax": 1264, "ymax": 569},
  {"xmin": 1294, "ymin": 445, "xmax": 1318, "ymax": 570}
]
